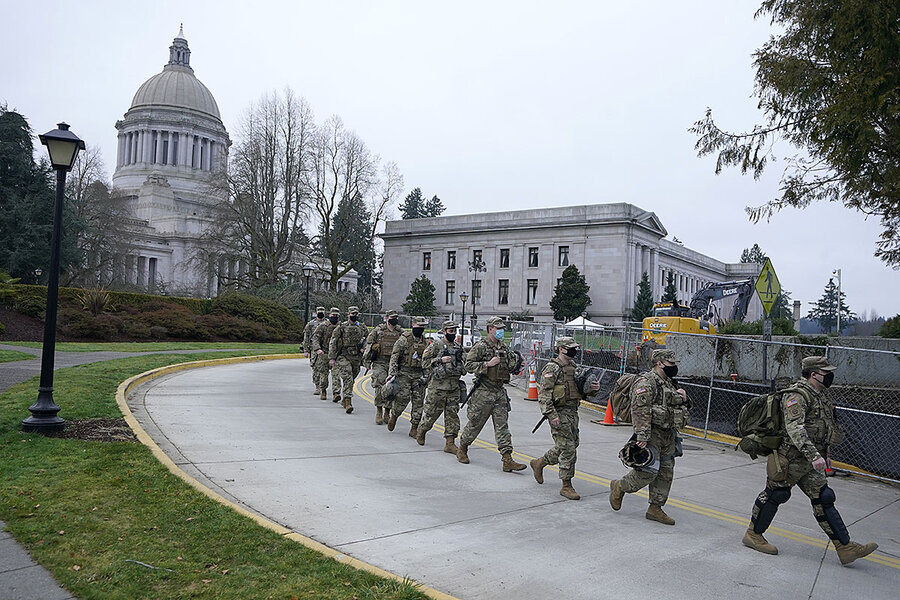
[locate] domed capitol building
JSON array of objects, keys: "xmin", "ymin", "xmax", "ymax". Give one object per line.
[{"xmin": 109, "ymin": 27, "xmax": 232, "ymax": 297}]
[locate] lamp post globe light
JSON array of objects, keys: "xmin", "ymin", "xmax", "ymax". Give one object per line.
[
  {"xmin": 302, "ymin": 266, "xmax": 314, "ymax": 323},
  {"xmin": 467, "ymin": 255, "xmax": 486, "ymax": 322},
  {"xmin": 22, "ymin": 123, "xmax": 85, "ymax": 432}
]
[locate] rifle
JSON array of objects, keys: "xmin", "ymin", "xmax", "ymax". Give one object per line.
[
  {"xmin": 532, "ymin": 415, "xmax": 548, "ymax": 434},
  {"xmin": 461, "ymin": 376, "xmax": 482, "ymax": 407}
]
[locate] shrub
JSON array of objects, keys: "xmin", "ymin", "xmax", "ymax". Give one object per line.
[
  {"xmin": 198, "ymin": 313, "xmax": 269, "ymax": 341},
  {"xmin": 0, "ymin": 321, "xmax": 5, "ymax": 334},
  {"xmin": 879, "ymin": 315, "xmax": 900, "ymax": 338},
  {"xmin": 12, "ymin": 294, "xmax": 46, "ymax": 319},
  {"xmin": 120, "ymin": 316, "xmax": 152, "ymax": 339},
  {"xmin": 211, "ymin": 292, "xmax": 302, "ymax": 333},
  {"xmin": 141, "ymin": 306, "xmax": 210, "ymax": 340},
  {"xmin": 58, "ymin": 308, "xmax": 121, "ymax": 340},
  {"xmin": 149, "ymin": 325, "xmax": 168, "ymax": 339},
  {"xmin": 77, "ymin": 288, "xmax": 111, "ymax": 316},
  {"xmin": 718, "ymin": 317, "xmax": 797, "ymax": 336}
]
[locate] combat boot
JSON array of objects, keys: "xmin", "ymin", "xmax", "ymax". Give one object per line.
[
  {"xmin": 609, "ymin": 479, "xmax": 624, "ymax": 511},
  {"xmin": 742, "ymin": 529, "xmax": 778, "ymax": 555},
  {"xmin": 320, "ymin": 390, "xmax": 327, "ymax": 401},
  {"xmin": 560, "ymin": 479, "xmax": 581, "ymax": 500},
  {"xmin": 416, "ymin": 426, "xmax": 426, "ymax": 446},
  {"xmin": 387, "ymin": 414, "xmax": 398, "ymax": 431},
  {"xmin": 375, "ymin": 406, "xmax": 383, "ymax": 425},
  {"xmin": 333, "ymin": 394, "xmax": 341, "ymax": 404},
  {"xmin": 834, "ymin": 541, "xmax": 878, "ymax": 566},
  {"xmin": 501, "ymin": 452, "xmax": 527, "ymax": 472},
  {"xmin": 457, "ymin": 443, "xmax": 470, "ymax": 464},
  {"xmin": 313, "ymin": 387, "xmax": 321, "ymax": 395},
  {"xmin": 645, "ymin": 504, "xmax": 675, "ymax": 525},
  {"xmin": 530, "ymin": 457, "xmax": 547, "ymax": 484},
  {"xmin": 443, "ymin": 437, "xmax": 458, "ymax": 454},
  {"xmin": 409, "ymin": 423, "xmax": 418, "ymax": 438},
  {"xmin": 342, "ymin": 397, "xmax": 353, "ymax": 414}
]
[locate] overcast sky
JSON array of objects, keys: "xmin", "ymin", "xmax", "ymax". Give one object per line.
[{"xmin": 3, "ymin": 1, "xmax": 897, "ymax": 318}]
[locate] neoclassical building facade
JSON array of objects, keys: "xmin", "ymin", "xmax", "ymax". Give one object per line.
[{"xmin": 381, "ymin": 203, "xmax": 760, "ymax": 324}]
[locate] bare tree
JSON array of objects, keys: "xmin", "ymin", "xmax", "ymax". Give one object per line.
[
  {"xmin": 204, "ymin": 88, "xmax": 315, "ymax": 288},
  {"xmin": 304, "ymin": 116, "xmax": 379, "ymax": 290}
]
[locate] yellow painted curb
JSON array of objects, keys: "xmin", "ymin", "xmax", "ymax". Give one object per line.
[{"xmin": 116, "ymin": 354, "xmax": 460, "ymax": 600}]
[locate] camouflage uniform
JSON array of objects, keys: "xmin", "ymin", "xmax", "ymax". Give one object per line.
[
  {"xmin": 328, "ymin": 306, "xmax": 368, "ymax": 413},
  {"xmin": 417, "ymin": 322, "xmax": 465, "ymax": 446},
  {"xmin": 311, "ymin": 308, "xmax": 340, "ymax": 400},
  {"xmin": 302, "ymin": 306, "xmax": 327, "ymax": 393},
  {"xmin": 458, "ymin": 317, "xmax": 524, "ymax": 471},
  {"xmin": 537, "ymin": 357, "xmax": 582, "ymax": 480},
  {"xmin": 744, "ymin": 356, "xmax": 877, "ymax": 563},
  {"xmin": 363, "ymin": 312, "xmax": 404, "ymax": 424},
  {"xmin": 612, "ymin": 349, "xmax": 689, "ymax": 521},
  {"xmin": 387, "ymin": 318, "xmax": 429, "ymax": 435}
]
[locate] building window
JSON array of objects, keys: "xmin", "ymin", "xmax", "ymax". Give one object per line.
[
  {"xmin": 527, "ymin": 279, "xmax": 538, "ymax": 305},
  {"xmin": 558, "ymin": 246, "xmax": 569, "ymax": 267},
  {"xmin": 528, "ymin": 247, "xmax": 539, "ymax": 268},
  {"xmin": 471, "ymin": 280, "xmax": 482, "ymax": 306},
  {"xmin": 447, "ymin": 250, "xmax": 456, "ymax": 270},
  {"xmin": 472, "ymin": 249, "xmax": 482, "ymax": 264},
  {"xmin": 557, "ymin": 278, "xmax": 562, "ymax": 290},
  {"xmin": 423, "ymin": 252, "xmax": 431, "ymax": 271},
  {"xmin": 499, "ymin": 248, "xmax": 510, "ymax": 269},
  {"xmin": 498, "ymin": 279, "xmax": 509, "ymax": 305},
  {"xmin": 445, "ymin": 280, "xmax": 455, "ymax": 305}
]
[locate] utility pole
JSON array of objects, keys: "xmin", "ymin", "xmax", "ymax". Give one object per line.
[{"xmin": 832, "ymin": 268, "xmax": 842, "ymax": 335}]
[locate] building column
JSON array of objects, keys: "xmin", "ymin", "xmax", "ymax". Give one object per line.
[
  {"xmin": 649, "ymin": 249, "xmax": 659, "ymax": 301},
  {"xmin": 155, "ymin": 131, "xmax": 164, "ymax": 163},
  {"xmin": 640, "ymin": 245, "xmax": 650, "ymax": 280},
  {"xmin": 208, "ymin": 140, "xmax": 215, "ymax": 171},
  {"xmin": 181, "ymin": 132, "xmax": 190, "ymax": 166},
  {"xmin": 137, "ymin": 256, "xmax": 147, "ymax": 288}
]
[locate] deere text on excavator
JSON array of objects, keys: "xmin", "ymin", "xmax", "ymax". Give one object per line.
[{"xmin": 642, "ymin": 279, "xmax": 756, "ymax": 345}]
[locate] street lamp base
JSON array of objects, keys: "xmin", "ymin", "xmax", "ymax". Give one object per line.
[
  {"xmin": 21, "ymin": 415, "xmax": 65, "ymax": 432},
  {"xmin": 21, "ymin": 388, "xmax": 65, "ymax": 432}
]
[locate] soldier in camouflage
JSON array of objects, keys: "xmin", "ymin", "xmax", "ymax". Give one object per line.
[
  {"xmin": 303, "ymin": 306, "xmax": 327, "ymax": 395},
  {"xmin": 742, "ymin": 355, "xmax": 878, "ymax": 565},
  {"xmin": 609, "ymin": 349, "xmax": 689, "ymax": 525},
  {"xmin": 530, "ymin": 337, "xmax": 600, "ymax": 500},
  {"xmin": 457, "ymin": 316, "xmax": 526, "ymax": 472},
  {"xmin": 311, "ymin": 307, "xmax": 340, "ymax": 401},
  {"xmin": 363, "ymin": 310, "xmax": 403, "ymax": 425},
  {"xmin": 328, "ymin": 306, "xmax": 369, "ymax": 414},
  {"xmin": 416, "ymin": 320, "xmax": 465, "ymax": 454},
  {"xmin": 387, "ymin": 316, "xmax": 430, "ymax": 437}
]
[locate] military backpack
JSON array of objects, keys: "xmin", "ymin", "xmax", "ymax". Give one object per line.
[
  {"xmin": 735, "ymin": 385, "xmax": 812, "ymax": 459},
  {"xmin": 607, "ymin": 373, "xmax": 640, "ymax": 424}
]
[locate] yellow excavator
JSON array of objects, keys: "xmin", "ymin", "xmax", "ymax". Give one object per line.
[{"xmin": 641, "ymin": 279, "xmax": 755, "ymax": 345}]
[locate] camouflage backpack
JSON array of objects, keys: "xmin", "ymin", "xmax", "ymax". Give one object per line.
[
  {"xmin": 735, "ymin": 385, "xmax": 812, "ymax": 459},
  {"xmin": 607, "ymin": 373, "xmax": 640, "ymax": 424}
]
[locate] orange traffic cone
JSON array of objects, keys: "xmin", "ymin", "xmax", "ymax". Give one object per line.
[
  {"xmin": 602, "ymin": 395, "xmax": 616, "ymax": 425},
  {"xmin": 524, "ymin": 367, "xmax": 539, "ymax": 401}
]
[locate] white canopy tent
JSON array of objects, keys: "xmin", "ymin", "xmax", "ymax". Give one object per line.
[{"xmin": 563, "ymin": 316, "xmax": 604, "ymax": 330}]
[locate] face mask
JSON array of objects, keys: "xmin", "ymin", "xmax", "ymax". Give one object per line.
[
  {"xmin": 819, "ymin": 372, "xmax": 835, "ymax": 388},
  {"xmin": 662, "ymin": 364, "xmax": 678, "ymax": 378},
  {"xmin": 388, "ymin": 317, "xmax": 399, "ymax": 326},
  {"xmin": 328, "ymin": 315, "xmax": 339, "ymax": 324},
  {"xmin": 316, "ymin": 312, "xmax": 325, "ymax": 319},
  {"xmin": 445, "ymin": 333, "xmax": 457, "ymax": 343},
  {"xmin": 412, "ymin": 327, "xmax": 425, "ymax": 337},
  {"xmin": 564, "ymin": 347, "xmax": 578, "ymax": 358},
  {"xmin": 349, "ymin": 315, "xmax": 358, "ymax": 323},
  {"xmin": 494, "ymin": 329, "xmax": 504, "ymax": 340}
]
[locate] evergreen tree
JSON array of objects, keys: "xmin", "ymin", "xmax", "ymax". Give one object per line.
[
  {"xmin": 770, "ymin": 288, "xmax": 793, "ymax": 320},
  {"xmin": 807, "ymin": 278, "xmax": 856, "ymax": 333},
  {"xmin": 878, "ymin": 314, "xmax": 900, "ymax": 338},
  {"xmin": 660, "ymin": 271, "xmax": 679, "ymax": 304},
  {"xmin": 423, "ymin": 194, "xmax": 445, "ymax": 217},
  {"xmin": 402, "ymin": 274, "xmax": 436, "ymax": 315},
  {"xmin": 630, "ymin": 272, "xmax": 654, "ymax": 321},
  {"xmin": 740, "ymin": 243, "xmax": 767, "ymax": 264},
  {"xmin": 399, "ymin": 188, "xmax": 425, "ymax": 219},
  {"xmin": 549, "ymin": 265, "xmax": 591, "ymax": 321}
]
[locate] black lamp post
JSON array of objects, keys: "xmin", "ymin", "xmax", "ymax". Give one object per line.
[
  {"xmin": 22, "ymin": 123, "xmax": 84, "ymax": 433},
  {"xmin": 468, "ymin": 255, "xmax": 486, "ymax": 322},
  {"xmin": 302, "ymin": 266, "xmax": 314, "ymax": 323},
  {"xmin": 459, "ymin": 291, "xmax": 468, "ymax": 345}
]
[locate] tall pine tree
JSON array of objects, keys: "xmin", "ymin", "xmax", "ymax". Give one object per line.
[
  {"xmin": 549, "ymin": 265, "xmax": 591, "ymax": 321},
  {"xmin": 402, "ymin": 274, "xmax": 436, "ymax": 316},
  {"xmin": 660, "ymin": 271, "xmax": 679, "ymax": 304},
  {"xmin": 630, "ymin": 272, "xmax": 654, "ymax": 321},
  {"xmin": 808, "ymin": 278, "xmax": 856, "ymax": 333}
]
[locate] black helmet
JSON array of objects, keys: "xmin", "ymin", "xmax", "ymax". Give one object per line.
[
  {"xmin": 618, "ymin": 439, "xmax": 659, "ymax": 473},
  {"xmin": 575, "ymin": 367, "xmax": 600, "ymax": 396}
]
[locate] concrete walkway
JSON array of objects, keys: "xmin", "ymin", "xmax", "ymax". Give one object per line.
[{"xmin": 128, "ymin": 358, "xmax": 900, "ymax": 600}]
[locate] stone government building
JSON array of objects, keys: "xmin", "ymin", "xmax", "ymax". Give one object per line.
[
  {"xmin": 104, "ymin": 27, "xmax": 356, "ymax": 297},
  {"xmin": 381, "ymin": 203, "xmax": 760, "ymax": 325}
]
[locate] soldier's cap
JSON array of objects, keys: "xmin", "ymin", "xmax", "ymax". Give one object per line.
[
  {"xmin": 329, "ymin": 306, "xmax": 340, "ymax": 314},
  {"xmin": 651, "ymin": 349, "xmax": 679, "ymax": 363},
  {"xmin": 315, "ymin": 306, "xmax": 326, "ymax": 312},
  {"xmin": 802, "ymin": 355, "xmax": 837, "ymax": 372},
  {"xmin": 348, "ymin": 305, "xmax": 359, "ymax": 314},
  {"xmin": 385, "ymin": 310, "xmax": 399, "ymax": 318},
  {"xmin": 412, "ymin": 316, "xmax": 428, "ymax": 326},
  {"xmin": 556, "ymin": 336, "xmax": 579, "ymax": 349},
  {"xmin": 485, "ymin": 316, "xmax": 505, "ymax": 328},
  {"xmin": 441, "ymin": 320, "xmax": 458, "ymax": 331}
]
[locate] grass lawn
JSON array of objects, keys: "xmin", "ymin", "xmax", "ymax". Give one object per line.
[
  {"xmin": 0, "ymin": 349, "xmax": 35, "ymax": 363},
  {"xmin": 11, "ymin": 341, "xmax": 300, "ymax": 353},
  {"xmin": 0, "ymin": 352, "xmax": 427, "ymax": 600}
]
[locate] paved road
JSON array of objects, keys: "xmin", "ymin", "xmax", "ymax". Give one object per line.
[{"xmin": 130, "ymin": 358, "xmax": 900, "ymax": 600}]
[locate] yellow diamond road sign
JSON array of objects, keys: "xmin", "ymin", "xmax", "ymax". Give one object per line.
[{"xmin": 755, "ymin": 258, "xmax": 781, "ymax": 317}]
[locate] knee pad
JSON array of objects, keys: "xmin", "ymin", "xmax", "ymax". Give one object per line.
[
  {"xmin": 815, "ymin": 484, "xmax": 836, "ymax": 507},
  {"xmin": 811, "ymin": 485, "xmax": 849, "ymax": 544},
  {"xmin": 752, "ymin": 487, "xmax": 789, "ymax": 534},
  {"xmin": 769, "ymin": 487, "xmax": 791, "ymax": 505}
]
